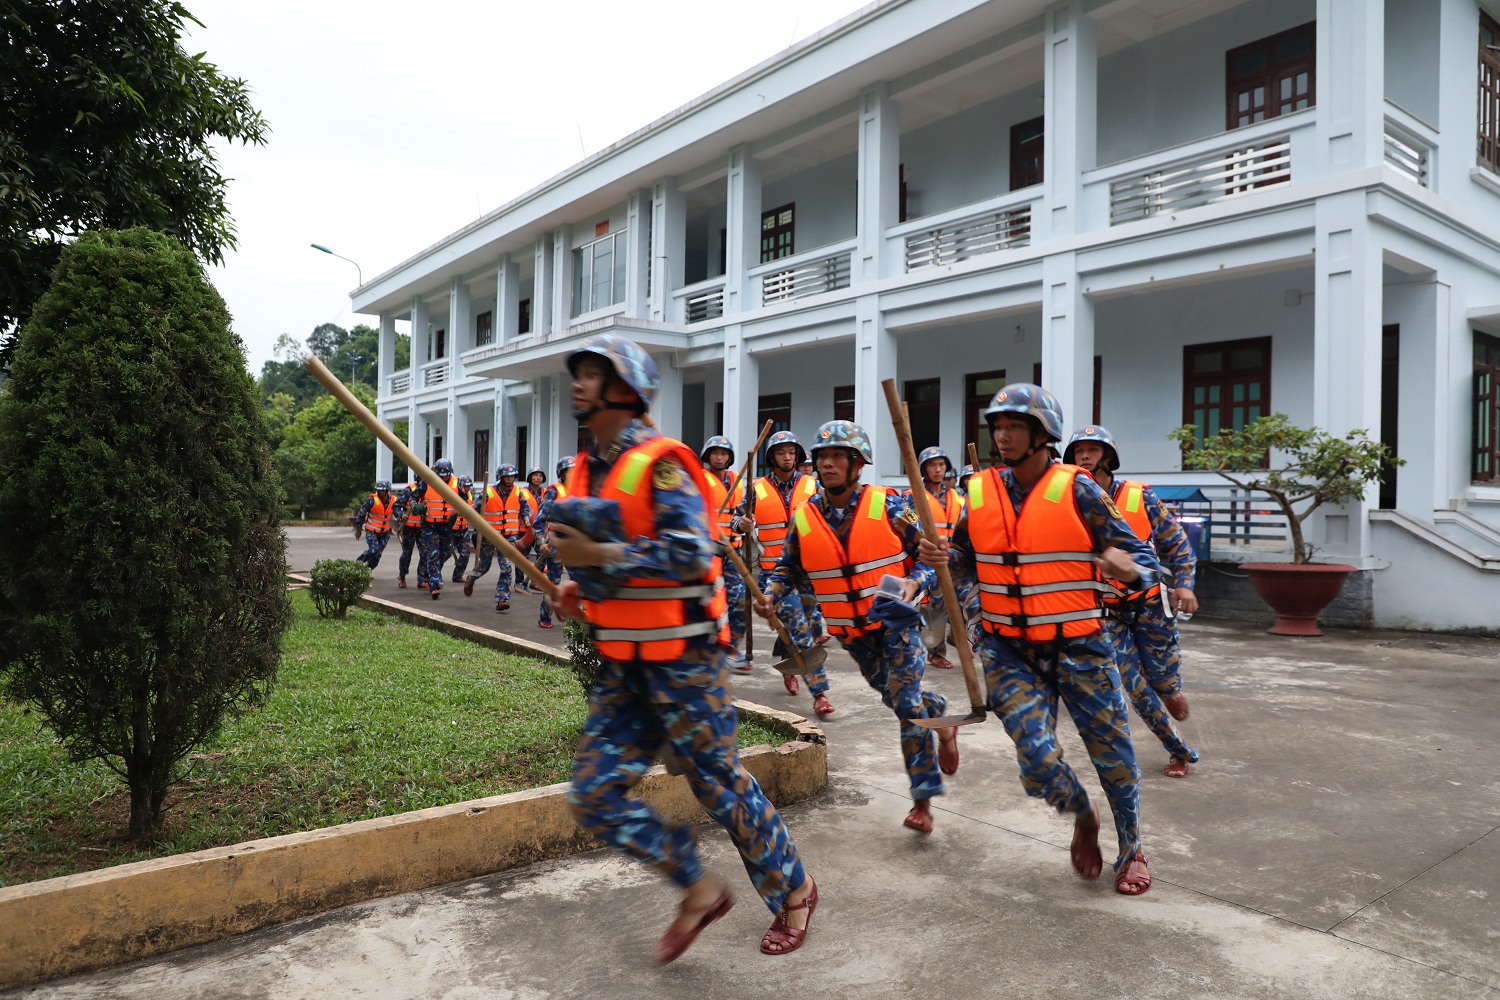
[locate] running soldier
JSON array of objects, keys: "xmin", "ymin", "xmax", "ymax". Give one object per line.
[
  {"xmin": 450, "ymin": 475, "xmax": 475, "ymax": 582},
  {"xmin": 394, "ymin": 480, "xmax": 426, "ymax": 589},
  {"xmin": 906, "ymin": 446, "xmax": 971, "ymax": 671},
  {"xmin": 1064, "ymin": 425, "xmax": 1199, "ymax": 777},
  {"xmin": 551, "ymin": 334, "xmax": 818, "ymax": 962},
  {"xmin": 919, "ymin": 384, "xmax": 1160, "ymax": 896},
  {"xmin": 699, "ymin": 435, "xmax": 752, "ymax": 673},
  {"xmin": 353, "ymin": 479, "xmax": 396, "ymax": 569},
  {"xmin": 530, "ymin": 456, "xmax": 575, "ymax": 629},
  {"xmin": 758, "ymin": 420, "xmax": 959, "ymax": 835},
  {"xmin": 463, "ymin": 465, "xmax": 532, "ymax": 612},
  {"xmin": 415, "ymin": 457, "xmax": 460, "ymax": 598}
]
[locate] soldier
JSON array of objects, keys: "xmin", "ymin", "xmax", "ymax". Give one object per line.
[
  {"xmin": 394, "ymin": 480, "xmax": 426, "ymax": 589},
  {"xmin": 450, "ymin": 475, "xmax": 475, "ymax": 583},
  {"xmin": 531, "ymin": 456, "xmax": 575, "ymax": 629},
  {"xmin": 549, "ymin": 334, "xmax": 818, "ymax": 962},
  {"xmin": 698, "ymin": 435, "xmax": 751, "ymax": 673},
  {"xmin": 732, "ymin": 431, "xmax": 835, "ymax": 717},
  {"xmin": 352, "ymin": 480, "xmax": 396, "ymax": 569},
  {"xmin": 415, "ymin": 458, "xmax": 460, "ymax": 598},
  {"xmin": 514, "ymin": 468, "xmax": 548, "ymax": 595},
  {"xmin": 906, "ymin": 446, "xmax": 968, "ymax": 671},
  {"xmin": 1064, "ymin": 425, "xmax": 1199, "ymax": 778},
  {"xmin": 957, "ymin": 464, "xmax": 976, "ymax": 496},
  {"xmin": 919, "ymin": 384, "xmax": 1160, "ymax": 896},
  {"xmin": 463, "ymin": 465, "xmax": 532, "ymax": 612},
  {"xmin": 757, "ymin": 420, "xmax": 959, "ymax": 835}
]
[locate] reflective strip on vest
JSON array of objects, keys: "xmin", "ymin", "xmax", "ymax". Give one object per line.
[
  {"xmin": 793, "ymin": 486, "xmax": 906, "ymax": 638},
  {"xmin": 610, "ymin": 585, "xmax": 717, "ymax": 601},
  {"xmin": 979, "ymin": 608, "xmax": 1105, "ymax": 628},
  {"xmin": 365, "ymin": 494, "xmax": 393, "ymax": 533},
  {"xmin": 591, "ymin": 621, "xmax": 723, "ymax": 642},
  {"xmin": 975, "ymin": 550, "xmax": 1096, "ymax": 565},
  {"xmin": 803, "ymin": 551, "xmax": 906, "ymax": 580},
  {"xmin": 978, "ymin": 579, "xmax": 1117, "ymax": 597}
]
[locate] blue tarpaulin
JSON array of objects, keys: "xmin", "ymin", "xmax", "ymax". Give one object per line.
[{"xmin": 1152, "ymin": 486, "xmax": 1210, "ymax": 503}]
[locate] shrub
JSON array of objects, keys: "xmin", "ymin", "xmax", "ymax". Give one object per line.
[
  {"xmin": 309, "ymin": 558, "xmax": 373, "ymax": 619},
  {"xmin": 562, "ymin": 617, "xmax": 602, "ymax": 694},
  {"xmin": 0, "ymin": 228, "xmax": 291, "ymax": 838}
]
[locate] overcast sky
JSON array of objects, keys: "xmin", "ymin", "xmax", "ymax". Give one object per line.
[{"xmin": 180, "ymin": 0, "xmax": 870, "ymax": 376}]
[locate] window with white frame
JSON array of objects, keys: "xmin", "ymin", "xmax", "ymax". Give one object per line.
[{"xmin": 572, "ymin": 230, "xmax": 628, "ymax": 317}]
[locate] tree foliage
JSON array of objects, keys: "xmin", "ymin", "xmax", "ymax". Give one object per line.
[
  {"xmin": 0, "ymin": 227, "xmax": 291, "ymax": 837},
  {"xmin": 256, "ymin": 323, "xmax": 406, "ymax": 410},
  {"xmin": 274, "ymin": 384, "xmax": 378, "ymax": 513},
  {"xmin": 0, "ymin": 0, "xmax": 269, "ymax": 354},
  {"xmin": 1169, "ymin": 413, "xmax": 1402, "ymax": 564}
]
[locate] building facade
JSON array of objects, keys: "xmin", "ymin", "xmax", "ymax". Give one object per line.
[{"xmin": 355, "ymin": 0, "xmax": 1500, "ymax": 631}]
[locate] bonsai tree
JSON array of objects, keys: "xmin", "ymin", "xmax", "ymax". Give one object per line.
[
  {"xmin": 1169, "ymin": 413, "xmax": 1402, "ymax": 564},
  {"xmin": 0, "ymin": 228, "xmax": 292, "ymax": 838}
]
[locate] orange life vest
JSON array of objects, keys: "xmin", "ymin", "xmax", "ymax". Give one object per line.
[
  {"xmin": 966, "ymin": 464, "xmax": 1111, "ymax": 642},
  {"xmin": 479, "ymin": 485, "xmax": 526, "ymax": 537},
  {"xmin": 402, "ymin": 485, "xmax": 423, "ymax": 528},
  {"xmin": 907, "ymin": 486, "xmax": 963, "ymax": 542},
  {"xmin": 1106, "ymin": 480, "xmax": 1154, "ymax": 603},
  {"xmin": 549, "ymin": 481, "xmax": 569, "ymax": 501},
  {"xmin": 753, "ymin": 473, "xmax": 819, "ymax": 571},
  {"xmin": 365, "ymin": 493, "xmax": 394, "ymax": 534},
  {"xmin": 420, "ymin": 476, "xmax": 458, "ymax": 525},
  {"xmin": 565, "ymin": 438, "xmax": 729, "ymax": 662},
  {"xmin": 700, "ymin": 469, "xmax": 744, "ymax": 549},
  {"xmin": 794, "ymin": 486, "xmax": 910, "ymax": 639}
]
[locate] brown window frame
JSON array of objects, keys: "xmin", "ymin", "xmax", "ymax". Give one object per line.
[
  {"xmin": 1182, "ymin": 337, "xmax": 1273, "ymax": 447},
  {"xmin": 473, "ymin": 428, "xmax": 490, "ymax": 483},
  {"xmin": 1225, "ymin": 21, "xmax": 1316, "ymax": 131},
  {"xmin": 1010, "ymin": 116, "xmax": 1044, "ymax": 191},
  {"xmin": 833, "ymin": 385, "xmax": 856, "ymax": 423},
  {"xmin": 1480, "ymin": 11, "xmax": 1500, "ymax": 174},
  {"xmin": 518, "ymin": 298, "xmax": 532, "ymax": 335},
  {"xmin": 475, "ymin": 310, "xmax": 494, "ymax": 347},
  {"xmin": 904, "ymin": 378, "xmax": 942, "ymax": 457},
  {"xmin": 1474, "ymin": 330, "xmax": 1500, "ymax": 483},
  {"xmin": 760, "ymin": 204, "xmax": 795, "ymax": 264},
  {"xmin": 966, "ymin": 370, "xmax": 1007, "ymax": 467}
]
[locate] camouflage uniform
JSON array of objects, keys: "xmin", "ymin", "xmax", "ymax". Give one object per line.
[
  {"xmin": 1103, "ymin": 481, "xmax": 1199, "ymax": 764},
  {"xmin": 946, "ymin": 461, "xmax": 1158, "ymax": 869},
  {"xmin": 352, "ymin": 492, "xmax": 394, "ymax": 568},
  {"xmin": 772, "ymin": 482, "xmax": 949, "ymax": 799},
  {"xmin": 531, "ymin": 484, "xmax": 569, "ymax": 625},
  {"xmin": 565, "ymin": 420, "xmax": 807, "ymax": 913},
  {"xmin": 909, "ymin": 481, "xmax": 980, "ymax": 659},
  {"xmin": 466, "ymin": 484, "xmax": 533, "ymax": 603},
  {"xmin": 451, "ymin": 525, "xmax": 474, "ymax": 581},
  {"xmin": 393, "ymin": 487, "xmax": 427, "ymax": 583}
]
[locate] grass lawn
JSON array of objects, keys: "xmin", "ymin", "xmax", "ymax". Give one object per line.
[{"xmin": 0, "ymin": 591, "xmax": 789, "ymax": 888}]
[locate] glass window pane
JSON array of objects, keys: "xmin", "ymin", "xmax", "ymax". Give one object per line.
[
  {"xmin": 1297, "ymin": 72, "xmax": 1308, "ymax": 94},
  {"xmin": 1208, "ymin": 385, "xmax": 1221, "ymax": 403},
  {"xmin": 1281, "ymin": 78, "xmax": 1292, "ymax": 100},
  {"xmin": 1254, "ymin": 86, "xmax": 1264, "ymax": 104},
  {"xmin": 1233, "ymin": 383, "xmax": 1245, "ymax": 402},
  {"xmin": 1232, "ymin": 407, "xmax": 1246, "ymax": 430},
  {"xmin": 1253, "ymin": 111, "xmax": 1265, "ymax": 122},
  {"xmin": 1193, "ymin": 386, "xmax": 1205, "ymax": 404},
  {"xmin": 613, "ymin": 233, "xmax": 628, "ymax": 304},
  {"xmin": 1249, "ymin": 405, "xmax": 1261, "ymax": 422},
  {"xmin": 1193, "ymin": 408, "xmax": 1205, "ymax": 434},
  {"xmin": 572, "ymin": 246, "xmax": 589, "ymax": 315},
  {"xmin": 1249, "ymin": 381, "xmax": 1262, "ymax": 401},
  {"xmin": 1208, "ymin": 410, "xmax": 1221, "ymax": 436},
  {"xmin": 1231, "ymin": 346, "xmax": 1264, "ymax": 369},
  {"xmin": 1239, "ymin": 92, "xmax": 1250, "ymax": 112},
  {"xmin": 1192, "ymin": 351, "xmax": 1223, "ymax": 374}
]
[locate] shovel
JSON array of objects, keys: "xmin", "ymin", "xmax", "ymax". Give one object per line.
[
  {"xmin": 721, "ymin": 542, "xmax": 823, "ymax": 676},
  {"xmin": 882, "ymin": 379, "xmax": 987, "ymax": 730},
  {"xmin": 303, "ymin": 356, "xmax": 560, "ymax": 599}
]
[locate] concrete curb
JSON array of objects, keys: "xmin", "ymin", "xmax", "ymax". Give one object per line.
[{"xmin": 0, "ymin": 586, "xmax": 828, "ymax": 990}]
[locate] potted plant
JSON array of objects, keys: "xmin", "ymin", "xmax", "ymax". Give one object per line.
[{"xmin": 1168, "ymin": 414, "xmax": 1401, "ymax": 636}]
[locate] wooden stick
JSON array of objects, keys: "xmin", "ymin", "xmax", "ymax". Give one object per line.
[
  {"xmin": 881, "ymin": 378, "xmax": 987, "ymax": 727},
  {"xmin": 717, "ymin": 419, "xmax": 775, "ymax": 517},
  {"xmin": 967, "ymin": 442, "xmax": 980, "ymax": 472},
  {"xmin": 723, "ymin": 543, "xmax": 813, "ymax": 675},
  {"xmin": 303, "ymin": 355, "xmax": 559, "ymax": 598}
]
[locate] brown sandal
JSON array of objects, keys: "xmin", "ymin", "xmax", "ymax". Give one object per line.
[
  {"xmin": 761, "ymin": 878, "xmax": 818, "ymax": 955},
  {"xmin": 1115, "ymin": 851, "xmax": 1152, "ymax": 896},
  {"xmin": 654, "ymin": 887, "xmax": 734, "ymax": 964},
  {"xmin": 903, "ymin": 800, "xmax": 934, "ymax": 835},
  {"xmin": 1163, "ymin": 756, "xmax": 1190, "ymax": 778}
]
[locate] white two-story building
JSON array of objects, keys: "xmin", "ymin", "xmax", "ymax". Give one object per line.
[{"xmin": 354, "ymin": 0, "xmax": 1500, "ymax": 632}]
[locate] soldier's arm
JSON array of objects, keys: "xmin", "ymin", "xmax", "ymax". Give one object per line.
[
  {"xmin": 1075, "ymin": 474, "xmax": 1159, "ymax": 588},
  {"xmin": 353, "ymin": 495, "xmax": 373, "ymax": 529},
  {"xmin": 765, "ymin": 528, "xmax": 806, "ymax": 597},
  {"xmin": 595, "ymin": 457, "xmax": 717, "ymax": 586},
  {"xmin": 1143, "ymin": 486, "xmax": 1196, "ymax": 589},
  {"xmin": 886, "ymin": 491, "xmax": 937, "ymax": 592}
]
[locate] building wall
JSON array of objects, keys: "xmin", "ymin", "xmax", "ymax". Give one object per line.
[
  {"xmin": 898, "ymin": 82, "xmax": 1044, "ymax": 219},
  {"xmin": 1372, "ymin": 521, "xmax": 1498, "ymax": 631},
  {"xmin": 759, "ymin": 151, "xmax": 858, "ymax": 253},
  {"xmin": 1385, "ymin": 0, "xmax": 1441, "ymax": 123}
]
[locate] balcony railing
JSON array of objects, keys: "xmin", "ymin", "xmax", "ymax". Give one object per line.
[
  {"xmin": 1383, "ymin": 103, "xmax": 1435, "ymax": 189},
  {"xmin": 421, "ymin": 359, "xmax": 451, "ymax": 388},
  {"xmin": 755, "ymin": 241, "xmax": 854, "ymax": 306},
  {"xmin": 1108, "ymin": 136, "xmax": 1292, "ymax": 223},
  {"xmin": 387, "ymin": 370, "xmax": 411, "ymax": 395},
  {"xmin": 671, "ymin": 277, "xmax": 726, "ymax": 324},
  {"xmin": 899, "ymin": 200, "xmax": 1036, "ymax": 272}
]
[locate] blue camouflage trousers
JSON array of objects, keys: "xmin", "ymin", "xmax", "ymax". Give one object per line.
[
  {"xmin": 451, "ymin": 528, "xmax": 474, "ymax": 580},
  {"xmin": 1106, "ymin": 600, "xmax": 1197, "ymax": 763},
  {"xmin": 466, "ymin": 538, "xmax": 519, "ymax": 602},
  {"xmin": 421, "ymin": 524, "xmax": 456, "ymax": 591},
  {"xmin": 842, "ymin": 624, "xmax": 949, "ymax": 800},
  {"xmin": 357, "ymin": 530, "xmax": 391, "ymax": 568},
  {"xmin": 535, "ymin": 551, "xmax": 565, "ymax": 624},
  {"xmin": 567, "ymin": 642, "xmax": 808, "ymax": 913},
  {"xmin": 799, "ymin": 587, "xmax": 827, "ymax": 640},
  {"xmin": 723, "ymin": 553, "xmax": 747, "ymax": 652},
  {"xmin": 928, "ymin": 576, "xmax": 982, "ymax": 657},
  {"xmin": 975, "ymin": 629, "xmax": 1142, "ymax": 869},
  {"xmin": 758, "ymin": 569, "xmax": 829, "ymax": 697},
  {"xmin": 397, "ymin": 525, "xmax": 424, "ymax": 581}
]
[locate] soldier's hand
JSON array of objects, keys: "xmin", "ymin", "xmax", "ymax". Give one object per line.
[
  {"xmin": 547, "ymin": 580, "xmax": 583, "ymax": 620},
  {"xmin": 550, "ymin": 524, "xmax": 609, "ymax": 568},
  {"xmin": 917, "ymin": 536, "xmax": 949, "ymax": 568},
  {"xmin": 1094, "ymin": 546, "xmax": 1141, "ymax": 582},
  {"xmin": 731, "ymin": 516, "xmax": 749, "ymax": 534},
  {"xmin": 1173, "ymin": 587, "xmax": 1199, "ymax": 615},
  {"xmin": 753, "ymin": 592, "xmax": 778, "ymax": 620},
  {"xmin": 353, "ymin": 527, "xmax": 362, "ymax": 539}
]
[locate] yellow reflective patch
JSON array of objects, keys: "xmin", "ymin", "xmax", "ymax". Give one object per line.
[
  {"xmin": 755, "ymin": 480, "xmax": 770, "ymax": 501},
  {"xmin": 1043, "ymin": 469, "xmax": 1068, "ymax": 503},
  {"xmin": 1124, "ymin": 485, "xmax": 1142, "ymax": 513},
  {"xmin": 868, "ymin": 487, "xmax": 887, "ymax": 520},
  {"xmin": 795, "ymin": 507, "xmax": 810, "ymax": 536},
  {"xmin": 969, "ymin": 475, "xmax": 986, "ymax": 509},
  {"xmin": 618, "ymin": 452, "xmax": 652, "ymax": 495}
]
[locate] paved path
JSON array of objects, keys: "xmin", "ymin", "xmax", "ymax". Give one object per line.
[{"xmin": 11, "ymin": 527, "xmax": 1498, "ymax": 998}]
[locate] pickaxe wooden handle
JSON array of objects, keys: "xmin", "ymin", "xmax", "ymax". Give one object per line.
[
  {"xmin": 967, "ymin": 442, "xmax": 981, "ymax": 472},
  {"xmin": 722, "ymin": 542, "xmax": 815, "ymax": 676},
  {"xmin": 304, "ymin": 355, "xmax": 560, "ymax": 599},
  {"xmin": 716, "ymin": 419, "xmax": 775, "ymax": 518},
  {"xmin": 881, "ymin": 379, "xmax": 987, "ymax": 728}
]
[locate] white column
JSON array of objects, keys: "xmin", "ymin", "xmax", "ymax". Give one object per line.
[
  {"xmin": 722, "ymin": 324, "xmax": 760, "ymax": 467},
  {"xmin": 551, "ymin": 226, "xmax": 573, "ymax": 333},
  {"xmin": 853, "ymin": 298, "xmax": 900, "ymax": 480},
  {"xmin": 410, "ymin": 297, "xmax": 430, "ymax": 371},
  {"xmin": 376, "ymin": 414, "xmax": 395, "ymax": 482},
  {"xmin": 1312, "ymin": 191, "xmax": 1383, "ymax": 557},
  {"xmin": 625, "ymin": 188, "xmax": 652, "ymax": 319},
  {"xmin": 856, "ymin": 82, "xmax": 901, "ymax": 281},
  {"xmin": 449, "ymin": 278, "xmax": 470, "ymax": 381},
  {"xmin": 1316, "ymin": 0, "xmax": 1386, "ymax": 174},
  {"xmin": 1039, "ymin": 252, "xmax": 1094, "ymax": 436},
  {"xmin": 495, "ymin": 255, "xmax": 521, "ymax": 344},
  {"xmin": 650, "ymin": 177, "xmax": 687, "ymax": 322},
  {"xmin": 1041, "ymin": 1, "xmax": 1097, "ymax": 238},
  {"xmin": 723, "ymin": 145, "xmax": 762, "ymax": 315},
  {"xmin": 450, "ymin": 394, "xmax": 470, "ymax": 478},
  {"xmin": 654, "ymin": 357, "xmax": 684, "ymax": 441},
  {"xmin": 547, "ymin": 374, "xmax": 567, "ymax": 464},
  {"xmin": 532, "ymin": 235, "xmax": 553, "ymax": 338},
  {"xmin": 1390, "ymin": 278, "xmax": 1445, "ymax": 512},
  {"xmin": 407, "ymin": 401, "xmax": 425, "ymax": 475},
  {"xmin": 378, "ymin": 312, "xmax": 395, "ymax": 382},
  {"xmin": 1435, "ymin": 0, "xmax": 1479, "ymax": 195}
]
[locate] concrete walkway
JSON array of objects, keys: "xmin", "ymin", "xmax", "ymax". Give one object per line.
[{"xmin": 10, "ymin": 527, "xmax": 1497, "ymax": 998}]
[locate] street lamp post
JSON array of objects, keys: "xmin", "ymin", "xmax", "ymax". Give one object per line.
[{"xmin": 310, "ymin": 243, "xmax": 363, "ymax": 287}]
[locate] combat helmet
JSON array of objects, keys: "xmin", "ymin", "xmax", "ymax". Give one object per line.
[{"xmin": 1062, "ymin": 425, "xmax": 1121, "ymax": 472}]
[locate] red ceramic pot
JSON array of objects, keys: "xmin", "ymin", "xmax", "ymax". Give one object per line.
[{"xmin": 1241, "ymin": 563, "xmax": 1355, "ymax": 636}]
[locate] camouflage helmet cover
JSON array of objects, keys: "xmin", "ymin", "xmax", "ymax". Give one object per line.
[
  {"xmin": 699, "ymin": 435, "xmax": 735, "ymax": 466},
  {"xmin": 497, "ymin": 464, "xmax": 519, "ymax": 478},
  {"xmin": 556, "ymin": 455, "xmax": 577, "ymax": 480},
  {"xmin": 1062, "ymin": 425, "xmax": 1121, "ymax": 472},
  {"xmin": 458, "ymin": 475, "xmax": 473, "ymax": 488},
  {"xmin": 810, "ymin": 420, "xmax": 874, "ymax": 465},
  {"xmin": 917, "ymin": 446, "xmax": 952, "ymax": 476},
  {"xmin": 433, "ymin": 457, "xmax": 455, "ymax": 476},
  {"xmin": 764, "ymin": 430, "xmax": 807, "ymax": 467},
  {"xmin": 957, "ymin": 464, "xmax": 976, "ymax": 484},
  {"xmin": 983, "ymin": 383, "xmax": 1065, "ymax": 443},
  {"xmin": 374, "ymin": 479, "xmax": 392, "ymax": 492},
  {"xmin": 566, "ymin": 334, "xmax": 659, "ymax": 407},
  {"xmin": 526, "ymin": 467, "xmax": 546, "ymax": 481}
]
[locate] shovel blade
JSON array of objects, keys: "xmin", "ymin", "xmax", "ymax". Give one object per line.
[
  {"xmin": 769, "ymin": 643, "xmax": 828, "ymax": 676},
  {"xmin": 914, "ymin": 706, "xmax": 987, "ymax": 729}
]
